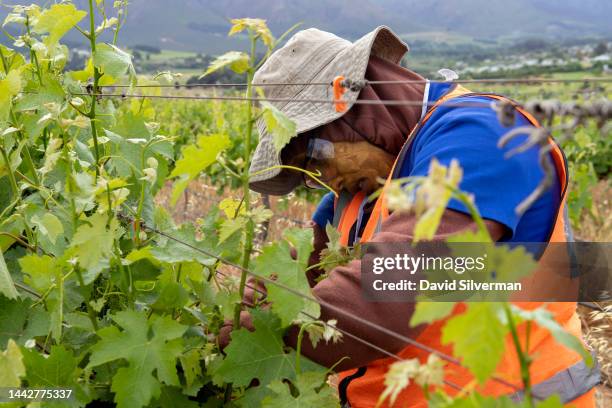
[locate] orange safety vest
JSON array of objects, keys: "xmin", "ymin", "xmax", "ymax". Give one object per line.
[{"xmin": 333, "ymin": 85, "xmax": 599, "ymax": 408}]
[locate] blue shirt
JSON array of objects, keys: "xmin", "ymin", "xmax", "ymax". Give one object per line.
[{"xmin": 312, "ymin": 82, "xmax": 560, "ymax": 242}]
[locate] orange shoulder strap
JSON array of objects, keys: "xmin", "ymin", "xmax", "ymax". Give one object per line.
[{"xmin": 338, "ymin": 191, "xmax": 366, "ymax": 246}]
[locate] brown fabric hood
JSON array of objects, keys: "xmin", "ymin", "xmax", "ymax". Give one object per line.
[
  {"xmin": 281, "ymin": 54, "xmax": 426, "ymax": 167},
  {"xmin": 318, "ymin": 55, "xmax": 426, "ymax": 155}
]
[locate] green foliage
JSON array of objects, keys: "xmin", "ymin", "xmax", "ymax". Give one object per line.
[
  {"xmin": 259, "ymin": 100, "xmax": 298, "ymax": 153},
  {"xmin": 510, "ymin": 305, "xmax": 593, "ymax": 366},
  {"xmin": 94, "ymin": 43, "xmax": 137, "ymax": 84},
  {"xmin": 0, "ymin": 250, "xmax": 18, "ymax": 299},
  {"xmin": 262, "ymin": 371, "xmax": 339, "ymax": 407},
  {"xmin": 0, "ymin": 339, "xmax": 25, "ymax": 387},
  {"xmin": 22, "ymin": 345, "xmax": 91, "ymax": 406},
  {"xmin": 0, "ymin": 296, "xmax": 49, "ymax": 347},
  {"xmin": 0, "ymin": 70, "xmax": 22, "ymax": 123},
  {"xmin": 253, "ymin": 228, "xmax": 318, "ymax": 326},
  {"xmin": 0, "ymin": 7, "xmax": 332, "ymax": 406},
  {"xmin": 170, "ymin": 133, "xmax": 230, "ymax": 204},
  {"xmin": 410, "ymin": 302, "xmax": 455, "ymax": 327},
  {"xmin": 33, "ymin": 3, "xmax": 87, "ymax": 45},
  {"xmin": 71, "ymin": 213, "xmax": 120, "ymax": 276},
  {"xmin": 316, "ymin": 223, "xmax": 360, "ymax": 274},
  {"xmin": 213, "ymin": 310, "xmax": 318, "ymax": 388},
  {"xmin": 442, "ymin": 303, "xmax": 508, "ymax": 383},
  {"xmin": 228, "ymin": 18, "xmax": 274, "ymax": 48},
  {"xmin": 201, "ymin": 51, "xmax": 250, "ymax": 77},
  {"xmin": 88, "ymin": 310, "xmax": 186, "ymax": 407}
]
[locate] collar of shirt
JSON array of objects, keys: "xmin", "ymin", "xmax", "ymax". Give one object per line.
[{"xmin": 426, "ymin": 81, "xmax": 455, "ymax": 107}]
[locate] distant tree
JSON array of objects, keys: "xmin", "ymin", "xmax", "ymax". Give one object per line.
[
  {"xmin": 511, "ymin": 38, "xmax": 549, "ymax": 53},
  {"xmin": 593, "ymin": 42, "xmax": 608, "ymax": 56},
  {"xmin": 132, "ymin": 44, "xmax": 161, "ymax": 54}
]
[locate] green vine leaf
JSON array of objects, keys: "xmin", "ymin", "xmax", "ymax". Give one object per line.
[
  {"xmin": 318, "ymin": 223, "xmax": 359, "ymax": 273},
  {"xmin": 87, "ymin": 310, "xmax": 186, "ymax": 408},
  {"xmin": 0, "ymin": 296, "xmax": 50, "ymax": 348},
  {"xmin": 70, "ymin": 213, "xmax": 119, "ymax": 282},
  {"xmin": 253, "ymin": 228, "xmax": 317, "ymax": 326},
  {"xmin": 213, "ymin": 310, "xmax": 302, "ymax": 388},
  {"xmin": 0, "ymin": 251, "xmax": 18, "ymax": 300},
  {"xmin": 30, "ymin": 213, "xmax": 64, "ymax": 245},
  {"xmin": 150, "ymin": 224, "xmax": 217, "ymax": 266},
  {"xmin": 33, "ymin": 3, "xmax": 87, "ymax": 45},
  {"xmin": 18, "ymin": 253, "xmax": 56, "ymax": 293},
  {"xmin": 229, "ymin": 18, "xmax": 274, "ymax": 48},
  {"xmin": 441, "ymin": 303, "xmax": 508, "ymax": 383},
  {"xmin": 410, "ymin": 302, "xmax": 456, "ymax": 327},
  {"xmin": 219, "ymin": 216, "xmax": 248, "ymax": 244},
  {"xmin": 0, "ymin": 70, "xmax": 22, "ymax": 123},
  {"xmin": 0, "ymin": 339, "xmax": 25, "ymax": 387},
  {"xmin": 260, "ymin": 100, "xmax": 297, "ymax": 153},
  {"xmin": 169, "ymin": 133, "xmax": 230, "ymax": 205},
  {"xmin": 262, "ymin": 371, "xmax": 339, "ymax": 408},
  {"xmin": 200, "ymin": 51, "xmax": 249, "ymax": 77},
  {"xmin": 413, "ymin": 159, "xmax": 463, "ymax": 242},
  {"xmin": 22, "ymin": 345, "xmax": 91, "ymax": 406},
  {"xmin": 93, "ymin": 43, "xmax": 137, "ymax": 84},
  {"xmin": 510, "ymin": 305, "xmax": 593, "ymax": 366}
]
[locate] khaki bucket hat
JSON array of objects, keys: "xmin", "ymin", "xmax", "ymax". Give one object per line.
[{"xmin": 248, "ymin": 26, "xmax": 408, "ymax": 195}]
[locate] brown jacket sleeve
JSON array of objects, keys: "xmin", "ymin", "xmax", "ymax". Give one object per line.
[{"xmin": 221, "ymin": 209, "xmax": 506, "ymax": 372}]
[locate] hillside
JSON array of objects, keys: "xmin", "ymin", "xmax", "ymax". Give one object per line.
[{"xmin": 2, "ymin": 0, "xmax": 612, "ymax": 53}]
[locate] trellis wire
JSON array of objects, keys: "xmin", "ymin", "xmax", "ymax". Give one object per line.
[
  {"xmin": 101, "ymin": 77, "xmax": 612, "ymax": 88},
  {"xmin": 66, "ymin": 92, "xmax": 612, "ymax": 121}
]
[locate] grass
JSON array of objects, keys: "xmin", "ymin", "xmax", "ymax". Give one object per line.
[{"xmin": 147, "ymin": 49, "xmax": 199, "ymax": 62}]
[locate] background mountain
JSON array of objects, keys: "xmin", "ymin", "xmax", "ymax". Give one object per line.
[{"xmin": 3, "ymin": 0, "xmax": 612, "ymax": 53}]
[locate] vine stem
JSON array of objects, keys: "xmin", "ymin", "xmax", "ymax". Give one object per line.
[
  {"xmin": 295, "ymin": 322, "xmax": 316, "ymax": 374},
  {"xmin": 0, "ymin": 146, "xmax": 20, "ymax": 200},
  {"xmin": 0, "ymin": 45, "xmax": 9, "ymax": 73},
  {"xmin": 503, "ymin": 303, "xmax": 534, "ymax": 407},
  {"xmin": 225, "ymin": 29, "xmax": 258, "ymax": 405},
  {"xmin": 87, "ymin": 0, "xmax": 101, "ymax": 180},
  {"xmin": 74, "ymin": 265, "xmax": 99, "ymax": 331},
  {"xmin": 24, "ymin": 15, "xmax": 43, "ymax": 85},
  {"xmin": 11, "ymin": 110, "xmax": 40, "ymax": 186},
  {"xmin": 232, "ymin": 30, "xmax": 257, "ymax": 329}
]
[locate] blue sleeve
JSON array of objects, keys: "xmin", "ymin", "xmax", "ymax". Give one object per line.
[
  {"xmin": 398, "ymin": 97, "xmax": 552, "ymax": 238},
  {"xmin": 312, "ymin": 192, "xmax": 335, "ymax": 227}
]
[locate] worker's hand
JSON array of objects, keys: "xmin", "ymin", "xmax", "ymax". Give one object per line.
[
  {"xmin": 220, "ymin": 229, "xmax": 302, "ymax": 350},
  {"xmin": 217, "ymin": 311, "xmax": 254, "ymax": 351},
  {"xmin": 241, "ymin": 244, "xmax": 297, "ymax": 307},
  {"xmin": 242, "ymin": 276, "xmax": 269, "ymax": 307}
]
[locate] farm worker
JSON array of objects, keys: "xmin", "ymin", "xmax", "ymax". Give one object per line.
[{"xmin": 219, "ymin": 26, "xmax": 600, "ymax": 407}]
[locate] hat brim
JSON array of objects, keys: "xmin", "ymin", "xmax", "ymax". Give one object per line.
[{"xmin": 249, "ymin": 26, "xmax": 408, "ymax": 195}]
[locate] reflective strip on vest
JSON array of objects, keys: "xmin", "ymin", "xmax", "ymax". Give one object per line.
[{"xmin": 510, "ymin": 352, "xmax": 600, "ymax": 404}]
